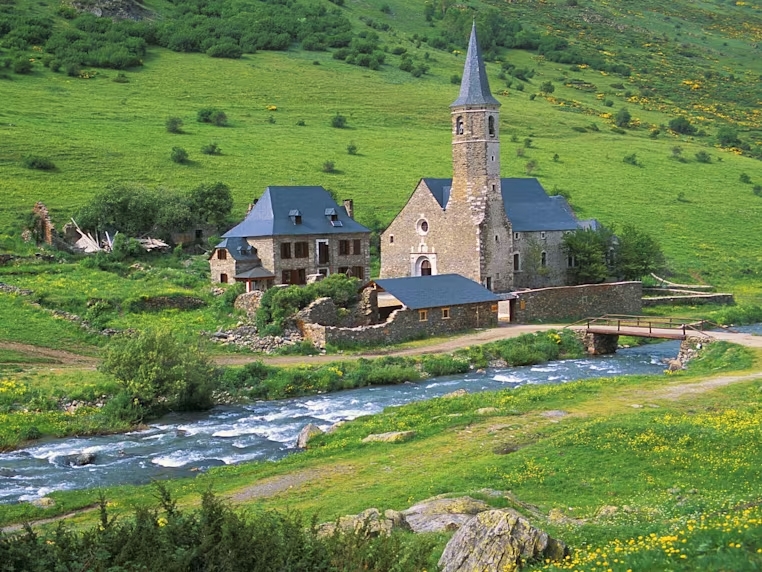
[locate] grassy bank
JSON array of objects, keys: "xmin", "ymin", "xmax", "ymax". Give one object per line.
[{"xmin": 1, "ymin": 342, "xmax": 759, "ymax": 572}]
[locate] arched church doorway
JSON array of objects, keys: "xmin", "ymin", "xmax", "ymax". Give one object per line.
[{"xmin": 415, "ymin": 257, "xmax": 432, "ymax": 276}]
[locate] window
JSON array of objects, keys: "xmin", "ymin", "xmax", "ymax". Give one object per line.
[
  {"xmin": 352, "ymin": 266, "xmax": 364, "ymax": 280},
  {"xmin": 390, "ymin": 235, "xmax": 394, "ymax": 244},
  {"xmin": 486, "ymin": 277, "xmax": 492, "ymax": 290},
  {"xmin": 416, "ymin": 219, "xmax": 429, "ymax": 236},
  {"xmin": 353, "ymin": 239, "xmax": 361, "ymax": 255},
  {"xmin": 294, "ymin": 241, "xmax": 309, "ymax": 258},
  {"xmin": 294, "ymin": 215, "xmax": 302, "ymax": 225},
  {"xmin": 491, "ymin": 304, "xmax": 498, "ymax": 312},
  {"xmin": 282, "ymin": 269, "xmax": 307, "ymax": 285},
  {"xmin": 289, "ymin": 209, "xmax": 302, "ymax": 225},
  {"xmin": 280, "ymin": 242, "xmax": 292, "ymax": 259},
  {"xmin": 217, "ymin": 249, "xmax": 227, "ymax": 260},
  {"xmin": 419, "ymin": 309, "xmax": 428, "ymax": 322},
  {"xmin": 513, "ymin": 252, "xmax": 521, "ymax": 272},
  {"xmin": 220, "ymin": 273, "xmax": 228, "ymax": 283},
  {"xmin": 488, "ymin": 115, "xmax": 495, "ymax": 137},
  {"xmin": 281, "ymin": 270, "xmax": 291, "ymax": 284},
  {"xmin": 339, "ymin": 240, "xmax": 350, "ymax": 255},
  {"xmin": 338, "ymin": 266, "xmax": 349, "ymax": 275},
  {"xmin": 514, "ymin": 232, "xmax": 520, "ymax": 240},
  {"xmin": 442, "ymin": 307, "xmax": 450, "ymax": 319},
  {"xmin": 456, "ymin": 116, "xmax": 464, "ymax": 135},
  {"xmin": 495, "ymin": 235, "xmax": 499, "ymax": 243},
  {"xmin": 567, "ymin": 255, "xmax": 577, "ymax": 268},
  {"xmin": 541, "ymin": 251, "xmax": 547, "ymax": 267},
  {"xmin": 317, "ymin": 240, "xmax": 330, "ymax": 264},
  {"xmin": 195, "ymin": 229, "xmax": 203, "ymax": 240},
  {"xmin": 540, "ymin": 231, "xmax": 546, "ymax": 240}
]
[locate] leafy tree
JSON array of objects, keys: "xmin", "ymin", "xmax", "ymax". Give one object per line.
[
  {"xmin": 171, "ymin": 146, "xmax": 189, "ymax": 163},
  {"xmin": 101, "ymin": 328, "xmax": 216, "ymax": 413},
  {"xmin": 188, "ymin": 182, "xmax": 233, "ymax": 227},
  {"xmin": 165, "ymin": 117, "xmax": 183, "ymax": 133},
  {"xmin": 562, "ymin": 227, "xmax": 615, "ymax": 285},
  {"xmin": 614, "ymin": 107, "xmax": 631, "ymax": 128},
  {"xmin": 716, "ymin": 126, "xmax": 741, "ymax": 147},
  {"xmin": 539, "ymin": 80, "xmax": 555, "ymax": 94},
  {"xmin": 331, "ymin": 113, "xmax": 347, "ymax": 128},
  {"xmin": 668, "ymin": 116, "xmax": 697, "ymax": 135},
  {"xmin": 613, "ymin": 224, "xmax": 665, "ymax": 280},
  {"xmin": 77, "ymin": 184, "xmax": 161, "ymax": 236}
]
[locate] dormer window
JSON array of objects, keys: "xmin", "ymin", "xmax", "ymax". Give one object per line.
[
  {"xmin": 289, "ymin": 209, "xmax": 302, "ymax": 225},
  {"xmin": 325, "ymin": 207, "xmax": 342, "ymax": 226}
]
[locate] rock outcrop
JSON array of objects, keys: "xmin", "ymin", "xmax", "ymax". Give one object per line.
[
  {"xmin": 401, "ymin": 496, "xmax": 492, "ymax": 533},
  {"xmin": 317, "ymin": 508, "xmax": 410, "ymax": 538},
  {"xmin": 361, "ymin": 431, "xmax": 416, "ymax": 444},
  {"xmin": 438, "ymin": 509, "xmax": 567, "ymax": 572}
]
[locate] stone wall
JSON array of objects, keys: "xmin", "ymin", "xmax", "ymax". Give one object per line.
[
  {"xmin": 513, "ymin": 230, "xmax": 567, "ymax": 289},
  {"xmin": 300, "ymin": 302, "xmax": 498, "ymax": 348},
  {"xmin": 642, "ymin": 293, "xmax": 735, "ymax": 307},
  {"xmin": 234, "ymin": 290, "xmax": 264, "ymax": 318},
  {"xmin": 511, "ymin": 281, "xmax": 642, "ymax": 323}
]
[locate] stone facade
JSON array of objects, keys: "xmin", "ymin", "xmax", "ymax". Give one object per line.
[
  {"xmin": 300, "ymin": 301, "xmax": 498, "ymax": 349},
  {"xmin": 511, "ymin": 281, "xmax": 643, "ymax": 323},
  {"xmin": 209, "ymin": 249, "xmax": 238, "ymax": 284},
  {"xmin": 512, "ymin": 230, "xmax": 567, "ymax": 289}
]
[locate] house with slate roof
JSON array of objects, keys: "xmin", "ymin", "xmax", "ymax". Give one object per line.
[
  {"xmin": 210, "ymin": 187, "xmax": 370, "ymax": 288},
  {"xmin": 380, "ymin": 23, "xmax": 595, "ymax": 292}
]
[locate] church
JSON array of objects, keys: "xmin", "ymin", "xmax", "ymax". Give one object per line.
[{"xmin": 380, "ymin": 24, "xmax": 593, "ymax": 293}]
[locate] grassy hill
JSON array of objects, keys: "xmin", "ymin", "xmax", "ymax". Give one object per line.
[{"xmin": 1, "ymin": 0, "xmax": 762, "ymax": 295}]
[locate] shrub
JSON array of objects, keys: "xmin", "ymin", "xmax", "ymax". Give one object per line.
[
  {"xmin": 695, "ymin": 150, "xmax": 712, "ymax": 163},
  {"xmin": 516, "ymin": 147, "xmax": 525, "ymax": 158},
  {"xmin": 22, "ymin": 155, "xmax": 56, "ymax": 170},
  {"xmin": 649, "ymin": 128, "xmax": 660, "ymax": 138},
  {"xmin": 331, "ymin": 113, "xmax": 347, "ymax": 128},
  {"xmin": 623, "ymin": 153, "xmax": 639, "ymax": 166},
  {"xmin": 391, "ymin": 46, "xmax": 407, "ymax": 55},
  {"xmin": 170, "ymin": 146, "xmax": 189, "ymax": 163},
  {"xmin": 753, "ymin": 185, "xmax": 762, "ymax": 196},
  {"xmin": 206, "ymin": 42, "xmax": 243, "ymax": 58},
  {"xmin": 614, "ymin": 107, "xmax": 631, "ymax": 128},
  {"xmin": 347, "ymin": 142, "xmax": 358, "ymax": 155},
  {"xmin": 525, "ymin": 160, "xmax": 537, "ymax": 174},
  {"xmin": 671, "ymin": 146, "xmax": 683, "ymax": 159},
  {"xmin": 296, "ymin": 119, "xmax": 306, "ymax": 126},
  {"xmin": 12, "ymin": 58, "xmax": 32, "ymax": 74},
  {"xmin": 740, "ymin": 173, "xmax": 751, "ymax": 184},
  {"xmin": 201, "ymin": 142, "xmax": 221, "ymax": 155},
  {"xmin": 322, "ymin": 160, "xmax": 336, "ymax": 173},
  {"xmin": 523, "ymin": 137, "xmax": 533, "ymax": 148},
  {"xmin": 421, "ymin": 355, "xmax": 470, "ymax": 377},
  {"xmin": 603, "ymin": 99, "xmax": 614, "ymax": 107},
  {"xmin": 716, "ymin": 126, "xmax": 741, "ymax": 147},
  {"xmin": 112, "ymin": 72, "xmax": 129, "ymax": 83},
  {"xmin": 165, "ymin": 116, "xmax": 183, "ymax": 133},
  {"xmin": 668, "ymin": 116, "xmax": 697, "ymax": 135},
  {"xmin": 528, "ymin": 93, "xmax": 536, "ymax": 100},
  {"xmin": 553, "ymin": 153, "xmax": 560, "ymax": 162},
  {"xmin": 539, "ymin": 80, "xmax": 555, "ymax": 94},
  {"xmin": 198, "ymin": 108, "xmax": 228, "ymax": 126}
]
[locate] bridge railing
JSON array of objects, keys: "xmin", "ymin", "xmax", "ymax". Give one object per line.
[{"xmin": 571, "ymin": 314, "xmax": 716, "ymax": 337}]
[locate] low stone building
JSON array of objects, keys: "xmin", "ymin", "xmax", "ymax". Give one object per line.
[
  {"xmin": 299, "ymin": 274, "xmax": 499, "ymax": 348},
  {"xmin": 211, "ymin": 187, "xmax": 371, "ymax": 289}
]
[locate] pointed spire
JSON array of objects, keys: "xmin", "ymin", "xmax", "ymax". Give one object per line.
[{"xmin": 451, "ymin": 22, "xmax": 500, "ymax": 108}]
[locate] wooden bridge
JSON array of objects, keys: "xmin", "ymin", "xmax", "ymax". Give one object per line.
[{"xmin": 574, "ymin": 314, "xmax": 715, "ymax": 341}]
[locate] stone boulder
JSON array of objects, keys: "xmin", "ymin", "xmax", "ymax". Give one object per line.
[
  {"xmin": 317, "ymin": 508, "xmax": 409, "ymax": 538},
  {"xmin": 401, "ymin": 496, "xmax": 491, "ymax": 533},
  {"xmin": 72, "ymin": 452, "xmax": 96, "ymax": 466},
  {"xmin": 361, "ymin": 431, "xmax": 416, "ymax": 444},
  {"xmin": 442, "ymin": 389, "xmax": 468, "ymax": 399},
  {"xmin": 296, "ymin": 423, "xmax": 324, "ymax": 448},
  {"xmin": 31, "ymin": 497, "xmax": 55, "ymax": 508},
  {"xmin": 439, "ymin": 509, "xmax": 567, "ymax": 572}
]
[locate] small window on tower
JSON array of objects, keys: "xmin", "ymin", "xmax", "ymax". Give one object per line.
[
  {"xmin": 390, "ymin": 235, "xmax": 395, "ymax": 244},
  {"xmin": 488, "ymin": 116, "xmax": 495, "ymax": 137},
  {"xmin": 456, "ymin": 116, "xmax": 464, "ymax": 135}
]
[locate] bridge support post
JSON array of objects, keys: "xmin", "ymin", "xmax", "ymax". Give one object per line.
[{"xmin": 583, "ymin": 333, "xmax": 619, "ymax": 355}]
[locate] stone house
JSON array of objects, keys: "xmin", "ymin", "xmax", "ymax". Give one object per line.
[
  {"xmin": 211, "ymin": 186, "xmax": 370, "ymax": 289},
  {"xmin": 298, "ymin": 274, "xmax": 500, "ymax": 348},
  {"xmin": 380, "ymin": 24, "xmax": 595, "ymax": 293}
]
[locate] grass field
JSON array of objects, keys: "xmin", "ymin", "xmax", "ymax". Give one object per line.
[{"xmin": 1, "ymin": 0, "xmax": 762, "ymax": 295}]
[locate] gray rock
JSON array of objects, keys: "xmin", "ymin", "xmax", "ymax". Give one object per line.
[
  {"xmin": 325, "ymin": 421, "xmax": 346, "ymax": 434},
  {"xmin": 73, "ymin": 452, "xmax": 96, "ymax": 466},
  {"xmin": 438, "ymin": 509, "xmax": 567, "ymax": 572},
  {"xmin": 667, "ymin": 359, "xmax": 683, "ymax": 372},
  {"xmin": 541, "ymin": 410, "xmax": 568, "ymax": 418},
  {"xmin": 31, "ymin": 496, "xmax": 55, "ymax": 508},
  {"xmin": 442, "ymin": 389, "xmax": 468, "ymax": 399},
  {"xmin": 476, "ymin": 407, "xmax": 499, "ymax": 415},
  {"xmin": 595, "ymin": 505, "xmax": 619, "ymax": 519},
  {"xmin": 296, "ymin": 423, "xmax": 324, "ymax": 449},
  {"xmin": 361, "ymin": 431, "xmax": 416, "ymax": 444},
  {"xmin": 0, "ymin": 467, "xmax": 18, "ymax": 477},
  {"xmin": 317, "ymin": 508, "xmax": 398, "ymax": 538},
  {"xmin": 401, "ymin": 496, "xmax": 491, "ymax": 533}
]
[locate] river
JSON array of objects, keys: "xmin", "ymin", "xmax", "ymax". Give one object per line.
[{"xmin": 0, "ymin": 335, "xmax": 726, "ymax": 504}]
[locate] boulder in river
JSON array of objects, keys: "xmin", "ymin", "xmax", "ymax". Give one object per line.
[
  {"xmin": 438, "ymin": 509, "xmax": 567, "ymax": 572},
  {"xmin": 361, "ymin": 431, "xmax": 416, "ymax": 444},
  {"xmin": 401, "ymin": 495, "xmax": 492, "ymax": 533},
  {"xmin": 0, "ymin": 467, "xmax": 18, "ymax": 477},
  {"xmin": 72, "ymin": 452, "xmax": 96, "ymax": 466},
  {"xmin": 296, "ymin": 423, "xmax": 324, "ymax": 448}
]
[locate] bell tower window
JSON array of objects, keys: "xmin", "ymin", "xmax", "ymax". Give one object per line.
[
  {"xmin": 456, "ymin": 116, "xmax": 464, "ymax": 135},
  {"xmin": 488, "ymin": 116, "xmax": 495, "ymax": 137}
]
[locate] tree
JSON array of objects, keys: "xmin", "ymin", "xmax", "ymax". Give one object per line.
[
  {"xmin": 165, "ymin": 117, "xmax": 183, "ymax": 133},
  {"xmin": 614, "ymin": 107, "xmax": 631, "ymax": 128},
  {"xmin": 171, "ymin": 146, "xmax": 189, "ymax": 163},
  {"xmin": 539, "ymin": 80, "xmax": 555, "ymax": 94},
  {"xmin": 188, "ymin": 182, "xmax": 233, "ymax": 227},
  {"xmin": 562, "ymin": 227, "xmax": 615, "ymax": 285},
  {"xmin": 101, "ymin": 328, "xmax": 216, "ymax": 413},
  {"xmin": 716, "ymin": 126, "xmax": 741, "ymax": 147},
  {"xmin": 76, "ymin": 184, "xmax": 161, "ymax": 236},
  {"xmin": 613, "ymin": 224, "xmax": 665, "ymax": 280}
]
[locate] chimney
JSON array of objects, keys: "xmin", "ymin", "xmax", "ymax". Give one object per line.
[
  {"xmin": 246, "ymin": 198, "xmax": 258, "ymax": 215},
  {"xmin": 343, "ymin": 199, "xmax": 354, "ymax": 219}
]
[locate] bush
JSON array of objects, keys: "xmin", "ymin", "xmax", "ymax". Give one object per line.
[
  {"xmin": 753, "ymin": 185, "xmax": 762, "ymax": 196},
  {"xmin": 206, "ymin": 42, "xmax": 242, "ymax": 58},
  {"xmin": 614, "ymin": 107, "xmax": 631, "ymax": 128},
  {"xmin": 347, "ymin": 142, "xmax": 358, "ymax": 155},
  {"xmin": 170, "ymin": 146, "xmax": 188, "ymax": 164},
  {"xmin": 740, "ymin": 173, "xmax": 751, "ymax": 184},
  {"xmin": 603, "ymin": 99, "xmax": 614, "ymax": 107},
  {"xmin": 323, "ymin": 160, "xmax": 336, "ymax": 173},
  {"xmin": 101, "ymin": 328, "xmax": 216, "ymax": 413},
  {"xmin": 668, "ymin": 116, "xmax": 697, "ymax": 135},
  {"xmin": 112, "ymin": 72, "xmax": 129, "ymax": 83},
  {"xmin": 22, "ymin": 155, "xmax": 56, "ymax": 170},
  {"xmin": 197, "ymin": 108, "xmax": 228, "ymax": 126},
  {"xmin": 716, "ymin": 126, "xmax": 741, "ymax": 147},
  {"xmin": 110, "ymin": 234, "xmax": 143, "ymax": 261},
  {"xmin": 539, "ymin": 80, "xmax": 555, "ymax": 94},
  {"xmin": 623, "ymin": 153, "xmax": 639, "ymax": 166},
  {"xmin": 695, "ymin": 150, "xmax": 711, "ymax": 163},
  {"xmin": 450, "ymin": 74, "xmax": 461, "ymax": 84},
  {"xmin": 12, "ymin": 58, "xmax": 32, "ymax": 74},
  {"xmin": 331, "ymin": 113, "xmax": 347, "ymax": 128},
  {"xmin": 165, "ymin": 116, "xmax": 183, "ymax": 133},
  {"xmin": 201, "ymin": 142, "xmax": 221, "ymax": 155}
]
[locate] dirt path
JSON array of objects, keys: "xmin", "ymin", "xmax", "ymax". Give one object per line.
[
  {"xmin": 0, "ymin": 341, "xmax": 99, "ymax": 367},
  {"xmin": 215, "ymin": 323, "xmax": 564, "ymax": 366}
]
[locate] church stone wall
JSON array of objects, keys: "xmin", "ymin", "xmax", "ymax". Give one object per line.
[
  {"xmin": 511, "ymin": 281, "xmax": 642, "ymax": 323},
  {"xmin": 513, "ymin": 230, "xmax": 568, "ymax": 289}
]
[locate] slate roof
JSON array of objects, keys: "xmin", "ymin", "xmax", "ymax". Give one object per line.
[
  {"xmin": 422, "ymin": 178, "xmax": 580, "ymax": 232},
  {"xmin": 234, "ymin": 266, "xmax": 275, "ymax": 279},
  {"xmin": 451, "ymin": 23, "xmax": 500, "ymax": 108},
  {"xmin": 215, "ymin": 237, "xmax": 260, "ymax": 261},
  {"xmin": 223, "ymin": 187, "xmax": 370, "ymax": 238},
  {"xmin": 370, "ymin": 274, "xmax": 499, "ymax": 310}
]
